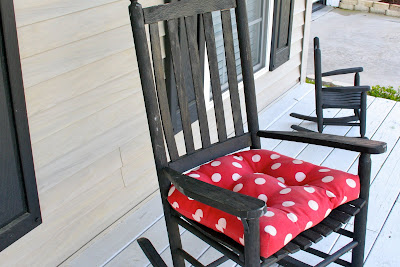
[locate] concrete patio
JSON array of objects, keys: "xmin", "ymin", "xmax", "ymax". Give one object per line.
[
  {"xmin": 63, "ymin": 83, "xmax": 400, "ymax": 266},
  {"xmin": 307, "ymin": 7, "xmax": 400, "ymax": 89}
]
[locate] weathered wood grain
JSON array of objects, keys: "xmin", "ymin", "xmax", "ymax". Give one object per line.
[
  {"xmin": 221, "ymin": 10, "xmax": 244, "ymax": 136},
  {"xmin": 143, "ymin": 0, "xmax": 236, "ymax": 24},
  {"xmin": 203, "ymin": 12, "xmax": 228, "ymax": 142},
  {"xmin": 149, "ymin": 22, "xmax": 179, "ymax": 160}
]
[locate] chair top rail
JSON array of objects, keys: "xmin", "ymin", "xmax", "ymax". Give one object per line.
[
  {"xmin": 169, "ymin": 133, "xmax": 251, "ymax": 173},
  {"xmin": 142, "ymin": 0, "xmax": 236, "ymax": 24}
]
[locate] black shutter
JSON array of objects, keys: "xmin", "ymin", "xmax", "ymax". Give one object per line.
[
  {"xmin": 164, "ymin": 0, "xmax": 202, "ymax": 133},
  {"xmin": 269, "ymin": 0, "xmax": 295, "ymax": 70},
  {"xmin": 0, "ymin": 0, "xmax": 41, "ymax": 252}
]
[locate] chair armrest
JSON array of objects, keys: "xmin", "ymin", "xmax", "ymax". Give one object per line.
[
  {"xmin": 322, "ymin": 67, "xmax": 363, "ymax": 77},
  {"xmin": 322, "ymin": 86, "xmax": 370, "ymax": 93},
  {"xmin": 162, "ymin": 167, "xmax": 267, "ymax": 219},
  {"xmin": 257, "ymin": 130, "xmax": 387, "ymax": 154}
]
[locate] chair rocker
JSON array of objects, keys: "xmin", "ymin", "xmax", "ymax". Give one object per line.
[
  {"xmin": 128, "ymin": 1, "xmax": 387, "ymax": 266},
  {"xmin": 290, "ymin": 37, "xmax": 369, "ymax": 137}
]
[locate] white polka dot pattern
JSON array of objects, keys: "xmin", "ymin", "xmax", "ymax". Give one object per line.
[
  {"xmin": 322, "ymin": 176, "xmax": 334, "ymax": 183},
  {"xmin": 282, "ymin": 201, "xmax": 295, "ymax": 207},
  {"xmin": 167, "ymin": 149, "xmax": 361, "ymax": 259},
  {"xmin": 258, "ymin": 194, "xmax": 268, "ymax": 202},
  {"xmin": 211, "ymin": 173, "xmax": 222, "ymax": 182},
  {"xmin": 252, "ymin": 154, "xmax": 261, "ymax": 162},
  {"xmin": 305, "ymin": 221, "xmax": 313, "ymax": 230},
  {"xmin": 271, "ymin": 163, "xmax": 281, "ymax": 170},
  {"xmin": 287, "ymin": 213, "xmax": 298, "ymax": 222},
  {"xmin": 232, "ymin": 162, "xmax": 242, "ymax": 168},
  {"xmin": 255, "ymin": 178, "xmax": 266, "ymax": 185},
  {"xmin": 232, "ymin": 173, "xmax": 241, "ymax": 181},
  {"xmin": 346, "ymin": 179, "xmax": 356, "ymax": 188},
  {"xmin": 211, "ymin": 161, "xmax": 221, "ymax": 167},
  {"xmin": 280, "ymin": 188, "xmax": 291, "ymax": 194},
  {"xmin": 264, "ymin": 225, "xmax": 277, "ymax": 236},
  {"xmin": 278, "ymin": 182, "xmax": 287, "ymax": 188},
  {"xmin": 168, "ymin": 186, "xmax": 175, "ymax": 197},
  {"xmin": 264, "ymin": 211, "xmax": 275, "ymax": 217},
  {"xmin": 325, "ymin": 209, "xmax": 332, "ymax": 218},
  {"xmin": 295, "ymin": 172, "xmax": 306, "ymax": 182},
  {"xmin": 284, "ymin": 234, "xmax": 293, "ymax": 245},
  {"xmin": 233, "ymin": 156, "xmax": 243, "ymax": 161},
  {"xmin": 304, "ymin": 187, "xmax": 315, "ymax": 193},
  {"xmin": 215, "ymin": 218, "xmax": 227, "ymax": 232},
  {"xmin": 233, "ymin": 183, "xmax": 243, "ymax": 192},
  {"xmin": 319, "ymin": 169, "xmax": 330, "ymax": 172},
  {"xmin": 192, "ymin": 209, "xmax": 203, "ymax": 222},
  {"xmin": 308, "ymin": 200, "xmax": 319, "ymax": 211},
  {"xmin": 270, "ymin": 154, "xmax": 280, "ymax": 159},
  {"xmin": 326, "ymin": 190, "xmax": 336, "ymax": 198}
]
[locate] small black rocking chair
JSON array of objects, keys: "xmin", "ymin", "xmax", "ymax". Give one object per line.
[
  {"xmin": 128, "ymin": 1, "xmax": 386, "ymax": 266},
  {"xmin": 290, "ymin": 37, "xmax": 370, "ymax": 137}
]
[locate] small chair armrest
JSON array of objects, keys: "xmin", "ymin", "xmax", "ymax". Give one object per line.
[
  {"xmin": 257, "ymin": 130, "xmax": 387, "ymax": 154},
  {"xmin": 322, "ymin": 67, "xmax": 363, "ymax": 77},
  {"xmin": 322, "ymin": 86, "xmax": 370, "ymax": 93},
  {"xmin": 162, "ymin": 167, "xmax": 267, "ymax": 219}
]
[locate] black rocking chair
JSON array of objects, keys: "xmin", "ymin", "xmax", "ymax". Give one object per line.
[
  {"xmin": 128, "ymin": 1, "xmax": 386, "ymax": 266},
  {"xmin": 290, "ymin": 37, "xmax": 369, "ymax": 137}
]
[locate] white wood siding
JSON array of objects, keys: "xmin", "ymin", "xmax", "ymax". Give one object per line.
[
  {"xmin": 0, "ymin": 0, "xmax": 312, "ymax": 265},
  {"xmin": 0, "ymin": 1, "xmax": 162, "ymax": 266}
]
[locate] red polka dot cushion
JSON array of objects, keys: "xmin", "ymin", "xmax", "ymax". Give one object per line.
[{"xmin": 167, "ymin": 149, "xmax": 360, "ymax": 258}]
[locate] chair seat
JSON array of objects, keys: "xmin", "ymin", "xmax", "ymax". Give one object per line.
[{"xmin": 167, "ymin": 149, "xmax": 360, "ymax": 258}]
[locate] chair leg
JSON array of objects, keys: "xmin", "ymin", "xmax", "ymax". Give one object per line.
[
  {"xmin": 360, "ymin": 92, "xmax": 367, "ymax": 138},
  {"xmin": 243, "ymin": 218, "xmax": 261, "ymax": 266},
  {"xmin": 317, "ymin": 113, "xmax": 324, "ymax": 134},
  {"xmin": 138, "ymin": 238, "xmax": 168, "ymax": 267},
  {"xmin": 164, "ymin": 205, "xmax": 186, "ymax": 267},
  {"xmin": 351, "ymin": 153, "xmax": 371, "ymax": 266}
]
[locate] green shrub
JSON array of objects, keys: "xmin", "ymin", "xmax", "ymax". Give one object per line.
[
  {"xmin": 305, "ymin": 77, "xmax": 315, "ymax": 84},
  {"xmin": 368, "ymin": 85, "xmax": 400, "ymax": 101}
]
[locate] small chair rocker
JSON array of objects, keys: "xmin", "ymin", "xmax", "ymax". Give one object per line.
[
  {"xmin": 128, "ymin": 1, "xmax": 386, "ymax": 266},
  {"xmin": 290, "ymin": 37, "xmax": 370, "ymax": 137}
]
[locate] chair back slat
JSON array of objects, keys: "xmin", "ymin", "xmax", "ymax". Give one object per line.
[
  {"xmin": 184, "ymin": 15, "xmax": 212, "ymax": 148},
  {"xmin": 220, "ymin": 10, "xmax": 244, "ymax": 136},
  {"xmin": 130, "ymin": 0, "xmax": 261, "ymax": 172},
  {"xmin": 149, "ymin": 23, "xmax": 179, "ymax": 161},
  {"xmin": 167, "ymin": 19, "xmax": 196, "ymax": 154},
  {"xmin": 235, "ymin": 0, "xmax": 260, "ymax": 148},
  {"xmin": 203, "ymin": 12, "xmax": 228, "ymax": 142},
  {"xmin": 129, "ymin": 2, "xmax": 168, "ymax": 172},
  {"xmin": 143, "ymin": 0, "xmax": 236, "ymax": 24}
]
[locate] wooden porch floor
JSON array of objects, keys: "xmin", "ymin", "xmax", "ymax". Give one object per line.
[{"xmin": 65, "ymin": 83, "xmax": 400, "ymax": 267}]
